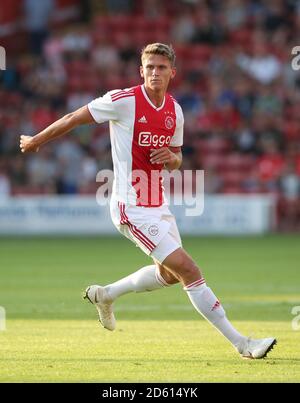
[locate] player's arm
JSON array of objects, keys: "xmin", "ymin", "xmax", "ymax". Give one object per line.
[
  {"xmin": 150, "ymin": 146, "xmax": 182, "ymax": 171},
  {"xmin": 20, "ymin": 105, "xmax": 94, "ymax": 153}
]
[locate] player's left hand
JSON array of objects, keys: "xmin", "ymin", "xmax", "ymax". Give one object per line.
[{"xmin": 150, "ymin": 147, "xmax": 177, "ymax": 165}]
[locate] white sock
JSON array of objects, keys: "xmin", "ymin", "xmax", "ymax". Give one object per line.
[
  {"xmin": 105, "ymin": 265, "xmax": 169, "ymax": 301},
  {"xmin": 184, "ymin": 278, "xmax": 246, "ymax": 349}
]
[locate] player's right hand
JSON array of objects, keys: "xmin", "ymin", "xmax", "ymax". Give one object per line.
[{"xmin": 20, "ymin": 135, "xmax": 40, "ymax": 153}]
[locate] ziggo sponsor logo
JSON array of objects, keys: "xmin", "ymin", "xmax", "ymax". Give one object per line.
[{"xmin": 138, "ymin": 132, "xmax": 171, "ymax": 147}]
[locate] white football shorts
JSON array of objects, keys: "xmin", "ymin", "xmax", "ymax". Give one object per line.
[{"xmin": 110, "ymin": 198, "xmax": 182, "ymax": 264}]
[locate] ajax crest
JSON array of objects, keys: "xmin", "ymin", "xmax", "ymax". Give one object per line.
[{"xmin": 165, "ymin": 116, "xmax": 174, "ymax": 130}]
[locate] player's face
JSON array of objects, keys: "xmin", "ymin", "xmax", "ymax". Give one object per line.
[{"xmin": 140, "ymin": 54, "xmax": 176, "ymax": 93}]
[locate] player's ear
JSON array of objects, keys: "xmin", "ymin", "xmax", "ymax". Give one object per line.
[
  {"xmin": 140, "ymin": 66, "xmax": 144, "ymax": 78},
  {"xmin": 171, "ymin": 67, "xmax": 176, "ymax": 79}
]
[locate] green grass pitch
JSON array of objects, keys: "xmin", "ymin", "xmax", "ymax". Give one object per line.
[{"xmin": 0, "ymin": 235, "xmax": 300, "ymax": 382}]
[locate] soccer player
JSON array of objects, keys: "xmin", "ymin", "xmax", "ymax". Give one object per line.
[{"xmin": 20, "ymin": 43, "xmax": 276, "ymax": 359}]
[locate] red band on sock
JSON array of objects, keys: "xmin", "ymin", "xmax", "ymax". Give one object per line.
[{"xmin": 185, "ymin": 278, "xmax": 206, "ymax": 289}]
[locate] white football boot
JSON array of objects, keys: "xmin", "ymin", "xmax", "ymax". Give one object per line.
[
  {"xmin": 84, "ymin": 285, "xmax": 116, "ymax": 331},
  {"xmin": 237, "ymin": 337, "xmax": 277, "ymax": 359}
]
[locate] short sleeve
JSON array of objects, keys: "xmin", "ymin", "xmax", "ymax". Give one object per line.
[
  {"xmin": 170, "ymin": 102, "xmax": 184, "ymax": 147},
  {"xmin": 87, "ymin": 91, "xmax": 119, "ymax": 123}
]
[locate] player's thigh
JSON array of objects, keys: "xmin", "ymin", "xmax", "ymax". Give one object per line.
[{"xmin": 162, "ymin": 210, "xmax": 182, "ymax": 247}]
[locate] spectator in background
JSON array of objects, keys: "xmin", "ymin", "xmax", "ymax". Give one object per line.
[
  {"xmin": 92, "ymin": 35, "xmax": 120, "ymax": 75},
  {"xmin": 142, "ymin": 0, "xmax": 166, "ymax": 19},
  {"xmin": 10, "ymin": 156, "xmax": 28, "ymax": 188},
  {"xmin": 117, "ymin": 35, "xmax": 138, "ymax": 64},
  {"xmin": 257, "ymin": 139, "xmax": 285, "ymax": 193},
  {"xmin": 232, "ymin": 76, "xmax": 256, "ymax": 119},
  {"xmin": 254, "ymin": 83, "xmax": 283, "ymax": 117},
  {"xmin": 0, "ymin": 57, "xmax": 20, "ymax": 91},
  {"xmin": 236, "ymin": 33, "xmax": 282, "ymax": 84},
  {"xmin": 43, "ymin": 30, "xmax": 65, "ymax": 73},
  {"xmin": 204, "ymin": 167, "xmax": 223, "ymax": 194},
  {"xmin": 170, "ymin": 4, "xmax": 196, "ymax": 43},
  {"xmin": 263, "ymin": 0, "xmax": 288, "ymax": 32},
  {"xmin": 79, "ymin": 0, "xmax": 92, "ymax": 23},
  {"xmin": 191, "ymin": 5, "xmax": 227, "ymax": 45},
  {"xmin": 30, "ymin": 101, "xmax": 58, "ymax": 133},
  {"xmin": 279, "ymin": 161, "xmax": 300, "ymax": 231},
  {"xmin": 55, "ymin": 138, "xmax": 84, "ymax": 194},
  {"xmin": 222, "ymin": 0, "xmax": 249, "ymax": 31},
  {"xmin": 105, "ymin": 0, "xmax": 132, "ymax": 15},
  {"xmin": 22, "ymin": 57, "xmax": 65, "ymax": 104},
  {"xmin": 176, "ymin": 81, "xmax": 203, "ymax": 117},
  {"xmin": 242, "ymin": 166, "xmax": 261, "ymax": 194},
  {"xmin": 67, "ymin": 90, "xmax": 93, "ymax": 113},
  {"xmin": 23, "ymin": 0, "xmax": 56, "ymax": 55},
  {"xmin": 0, "ymin": 164, "xmax": 11, "ymax": 198},
  {"xmin": 79, "ymin": 155, "xmax": 98, "ymax": 191},
  {"xmin": 26, "ymin": 147, "xmax": 57, "ymax": 189},
  {"xmin": 280, "ymin": 163, "xmax": 300, "ymax": 201},
  {"xmin": 62, "ymin": 25, "xmax": 92, "ymax": 59},
  {"xmin": 234, "ymin": 123, "xmax": 257, "ymax": 154}
]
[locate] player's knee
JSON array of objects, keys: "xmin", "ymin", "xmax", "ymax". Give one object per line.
[
  {"xmin": 158, "ymin": 265, "xmax": 179, "ymax": 285},
  {"xmin": 182, "ymin": 260, "xmax": 201, "ymax": 279},
  {"xmin": 162, "ymin": 250, "xmax": 202, "ymax": 280}
]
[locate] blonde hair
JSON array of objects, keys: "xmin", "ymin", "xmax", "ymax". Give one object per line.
[{"xmin": 141, "ymin": 43, "xmax": 176, "ymax": 66}]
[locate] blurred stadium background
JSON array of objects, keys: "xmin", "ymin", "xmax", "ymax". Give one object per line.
[
  {"xmin": 0, "ymin": 0, "xmax": 300, "ymax": 234},
  {"xmin": 1, "ymin": 0, "xmax": 300, "ymax": 383}
]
